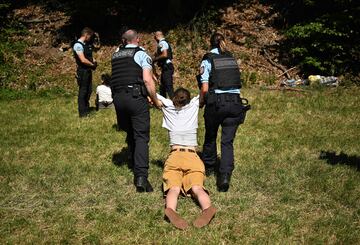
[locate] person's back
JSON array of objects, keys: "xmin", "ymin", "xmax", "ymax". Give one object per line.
[
  {"xmin": 96, "ymin": 84, "xmax": 112, "ymax": 102},
  {"xmin": 157, "ymin": 89, "xmax": 199, "ymax": 147},
  {"xmin": 95, "ymin": 74, "xmax": 113, "ymax": 110}
]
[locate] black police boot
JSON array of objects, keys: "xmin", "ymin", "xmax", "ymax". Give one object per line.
[
  {"xmin": 135, "ymin": 176, "xmax": 154, "ymax": 193},
  {"xmin": 205, "ymin": 165, "xmax": 215, "ymax": 177},
  {"xmin": 217, "ymin": 173, "xmax": 231, "ymax": 192}
]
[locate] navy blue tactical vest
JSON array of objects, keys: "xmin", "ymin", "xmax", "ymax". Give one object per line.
[
  {"xmin": 202, "ymin": 52, "xmax": 242, "ymax": 89},
  {"xmin": 73, "ymin": 41, "xmax": 93, "ymax": 70},
  {"xmin": 110, "ymin": 47, "xmax": 143, "ymax": 91}
]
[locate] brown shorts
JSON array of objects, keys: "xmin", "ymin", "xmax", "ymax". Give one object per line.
[{"xmin": 163, "ymin": 150, "xmax": 206, "ymax": 195}]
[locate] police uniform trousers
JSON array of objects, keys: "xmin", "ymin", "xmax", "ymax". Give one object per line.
[
  {"xmin": 113, "ymin": 88, "xmax": 150, "ymax": 178},
  {"xmin": 160, "ymin": 63, "xmax": 174, "ymax": 99},
  {"xmin": 202, "ymin": 93, "xmax": 246, "ymax": 174},
  {"xmin": 76, "ymin": 68, "xmax": 92, "ymax": 117}
]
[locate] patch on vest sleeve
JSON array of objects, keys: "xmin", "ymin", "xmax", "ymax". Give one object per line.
[
  {"xmin": 200, "ymin": 66, "xmax": 204, "ymax": 75},
  {"xmin": 146, "ymin": 57, "xmax": 152, "ymax": 66}
]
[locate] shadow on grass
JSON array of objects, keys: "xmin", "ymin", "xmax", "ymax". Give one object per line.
[
  {"xmin": 151, "ymin": 159, "xmax": 164, "ymax": 169},
  {"xmin": 320, "ymin": 151, "xmax": 360, "ymax": 171},
  {"xmin": 112, "ymin": 147, "xmax": 133, "ymax": 171},
  {"xmin": 112, "ymin": 124, "xmax": 120, "ymax": 131},
  {"xmin": 197, "ymin": 150, "xmax": 221, "ymax": 177}
]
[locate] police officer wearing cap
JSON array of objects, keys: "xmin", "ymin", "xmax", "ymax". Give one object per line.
[
  {"xmin": 199, "ymin": 33, "xmax": 249, "ymax": 192},
  {"xmin": 111, "ymin": 29, "xmax": 162, "ymax": 193},
  {"xmin": 153, "ymin": 31, "xmax": 174, "ymax": 99},
  {"xmin": 73, "ymin": 27, "xmax": 97, "ymax": 117}
]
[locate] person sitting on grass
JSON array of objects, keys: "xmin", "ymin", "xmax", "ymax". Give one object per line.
[
  {"xmin": 95, "ymin": 74, "xmax": 113, "ymax": 111},
  {"xmin": 157, "ymin": 88, "xmax": 216, "ymax": 230}
]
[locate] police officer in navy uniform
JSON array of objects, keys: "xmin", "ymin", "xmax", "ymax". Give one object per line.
[
  {"xmin": 111, "ymin": 29, "xmax": 162, "ymax": 192},
  {"xmin": 153, "ymin": 31, "xmax": 174, "ymax": 99},
  {"xmin": 199, "ymin": 33, "xmax": 248, "ymax": 192},
  {"xmin": 73, "ymin": 27, "xmax": 97, "ymax": 117}
]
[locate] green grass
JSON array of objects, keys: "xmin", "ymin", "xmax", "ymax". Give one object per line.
[{"xmin": 0, "ymin": 87, "xmax": 359, "ymax": 244}]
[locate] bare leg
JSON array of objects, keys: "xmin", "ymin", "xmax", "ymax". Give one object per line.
[
  {"xmin": 164, "ymin": 187, "xmax": 188, "ymax": 230},
  {"xmin": 191, "ymin": 185, "xmax": 216, "ymax": 228},
  {"xmin": 191, "ymin": 185, "xmax": 211, "ymax": 210},
  {"xmin": 165, "ymin": 187, "xmax": 181, "ymax": 210}
]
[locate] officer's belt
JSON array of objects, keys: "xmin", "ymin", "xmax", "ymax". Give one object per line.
[
  {"xmin": 206, "ymin": 92, "xmax": 242, "ymax": 104},
  {"xmin": 112, "ymin": 84, "xmax": 144, "ymax": 93}
]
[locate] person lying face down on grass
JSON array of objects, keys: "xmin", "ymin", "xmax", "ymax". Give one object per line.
[{"xmin": 157, "ymin": 88, "xmax": 216, "ymax": 230}]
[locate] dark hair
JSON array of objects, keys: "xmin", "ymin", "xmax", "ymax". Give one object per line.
[
  {"xmin": 210, "ymin": 33, "xmax": 227, "ymax": 54},
  {"xmin": 81, "ymin": 27, "xmax": 94, "ymax": 37},
  {"xmin": 101, "ymin": 73, "xmax": 111, "ymax": 86},
  {"xmin": 172, "ymin": 88, "xmax": 191, "ymax": 109}
]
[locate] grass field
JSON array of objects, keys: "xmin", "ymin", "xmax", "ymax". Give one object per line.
[{"xmin": 0, "ymin": 87, "xmax": 359, "ymax": 244}]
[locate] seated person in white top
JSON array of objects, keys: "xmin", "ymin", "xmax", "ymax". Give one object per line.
[
  {"xmin": 95, "ymin": 74, "xmax": 113, "ymax": 110},
  {"xmin": 157, "ymin": 88, "xmax": 216, "ymax": 230}
]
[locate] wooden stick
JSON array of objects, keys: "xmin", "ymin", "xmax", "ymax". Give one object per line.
[
  {"xmin": 262, "ymin": 48, "xmax": 290, "ymax": 79},
  {"xmin": 265, "ymin": 86, "xmax": 306, "ymax": 92},
  {"xmin": 276, "ymin": 66, "xmax": 297, "ymax": 78}
]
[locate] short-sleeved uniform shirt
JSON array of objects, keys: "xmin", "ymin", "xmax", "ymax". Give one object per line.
[
  {"xmin": 158, "ymin": 38, "xmax": 172, "ymax": 64},
  {"xmin": 200, "ymin": 48, "xmax": 240, "ymax": 94},
  {"xmin": 73, "ymin": 39, "xmax": 85, "ymax": 55}
]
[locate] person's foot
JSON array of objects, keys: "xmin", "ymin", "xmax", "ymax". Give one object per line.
[
  {"xmin": 193, "ymin": 206, "xmax": 217, "ymax": 228},
  {"xmin": 135, "ymin": 176, "xmax": 153, "ymax": 192},
  {"xmin": 217, "ymin": 173, "xmax": 231, "ymax": 192},
  {"xmin": 164, "ymin": 208, "xmax": 189, "ymax": 230}
]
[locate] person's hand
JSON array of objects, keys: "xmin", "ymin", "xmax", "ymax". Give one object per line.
[
  {"xmin": 153, "ymin": 99, "xmax": 163, "ymax": 109},
  {"xmin": 199, "ymin": 101, "xmax": 205, "ymax": 108},
  {"xmin": 147, "ymin": 96, "xmax": 154, "ymax": 105}
]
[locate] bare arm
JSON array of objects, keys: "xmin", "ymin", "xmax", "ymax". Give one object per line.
[
  {"xmin": 143, "ymin": 68, "xmax": 162, "ymax": 108},
  {"xmin": 153, "ymin": 49, "xmax": 168, "ymax": 63},
  {"xmin": 77, "ymin": 52, "xmax": 96, "ymax": 67},
  {"xmin": 199, "ymin": 82, "xmax": 209, "ymax": 108}
]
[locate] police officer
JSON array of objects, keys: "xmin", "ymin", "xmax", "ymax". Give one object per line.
[
  {"xmin": 111, "ymin": 29, "xmax": 162, "ymax": 193},
  {"xmin": 199, "ymin": 33, "xmax": 248, "ymax": 192},
  {"xmin": 153, "ymin": 31, "xmax": 174, "ymax": 99},
  {"xmin": 73, "ymin": 27, "xmax": 97, "ymax": 117}
]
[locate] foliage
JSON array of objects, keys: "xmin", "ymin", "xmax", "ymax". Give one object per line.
[
  {"xmin": 274, "ymin": 0, "xmax": 360, "ymax": 80},
  {"xmin": 0, "ymin": 2, "xmax": 11, "ymax": 27},
  {"xmin": 0, "ymin": 1, "xmax": 28, "ymax": 88},
  {"xmin": 166, "ymin": 6, "xmax": 221, "ymax": 87},
  {"xmin": 0, "ymin": 88, "xmax": 360, "ymax": 243}
]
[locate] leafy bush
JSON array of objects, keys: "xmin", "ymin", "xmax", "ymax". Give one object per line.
[{"xmin": 274, "ymin": 0, "xmax": 360, "ymax": 82}]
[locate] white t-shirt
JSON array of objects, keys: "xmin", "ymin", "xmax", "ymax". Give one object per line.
[
  {"xmin": 157, "ymin": 94, "xmax": 199, "ymax": 146},
  {"xmin": 96, "ymin": 85, "xmax": 113, "ymax": 102}
]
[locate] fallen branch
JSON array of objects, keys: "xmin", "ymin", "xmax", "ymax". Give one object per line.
[
  {"xmin": 262, "ymin": 48, "xmax": 290, "ymax": 79},
  {"xmin": 20, "ymin": 18, "xmax": 50, "ymax": 24},
  {"xmin": 20, "ymin": 17, "xmax": 64, "ymax": 24},
  {"xmin": 276, "ymin": 66, "xmax": 298, "ymax": 79},
  {"xmin": 265, "ymin": 86, "xmax": 306, "ymax": 92}
]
